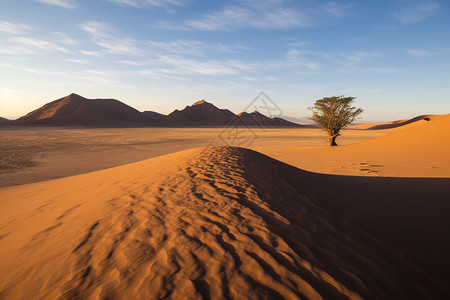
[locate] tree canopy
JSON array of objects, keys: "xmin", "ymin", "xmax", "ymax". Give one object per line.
[{"xmin": 309, "ymin": 96, "xmax": 363, "ymax": 146}]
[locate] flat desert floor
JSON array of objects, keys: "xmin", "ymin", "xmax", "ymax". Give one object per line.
[
  {"xmin": 0, "ymin": 126, "xmax": 431, "ymax": 187},
  {"xmin": 1, "ymin": 116, "xmax": 449, "ymax": 299}
]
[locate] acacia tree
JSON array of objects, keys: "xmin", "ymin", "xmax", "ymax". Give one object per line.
[{"xmin": 309, "ymin": 96, "xmax": 363, "ymax": 146}]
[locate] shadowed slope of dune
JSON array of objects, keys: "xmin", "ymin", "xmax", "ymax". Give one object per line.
[{"xmin": 0, "ymin": 147, "xmax": 449, "ymax": 299}]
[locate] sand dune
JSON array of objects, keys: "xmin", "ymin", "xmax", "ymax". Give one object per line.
[
  {"xmin": 342, "ymin": 113, "xmax": 450, "ymax": 159},
  {"xmin": 351, "ymin": 114, "xmax": 442, "ymax": 130},
  {"xmin": 0, "ymin": 127, "xmax": 385, "ymax": 187},
  {"xmin": 1, "ymin": 146, "xmax": 449, "ymax": 299},
  {"xmin": 261, "ymin": 114, "xmax": 450, "ymax": 177}
]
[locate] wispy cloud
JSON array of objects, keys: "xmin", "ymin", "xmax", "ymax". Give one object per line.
[
  {"xmin": 286, "ymin": 49, "xmax": 321, "ymax": 70},
  {"xmin": 10, "ymin": 36, "xmax": 70, "ymax": 53},
  {"xmin": 148, "ymin": 40, "xmax": 205, "ymax": 55},
  {"xmin": 147, "ymin": 39, "xmax": 247, "ymax": 55},
  {"xmin": 34, "ymin": 0, "xmax": 77, "ymax": 9},
  {"xmin": 0, "ymin": 21, "xmax": 32, "ymax": 34},
  {"xmin": 105, "ymin": 0, "xmax": 188, "ymax": 9},
  {"xmin": 323, "ymin": 1, "xmax": 351, "ymax": 17},
  {"xmin": 186, "ymin": 2, "xmax": 310, "ymax": 31},
  {"xmin": 65, "ymin": 58, "xmax": 90, "ymax": 64},
  {"xmin": 345, "ymin": 51, "xmax": 382, "ymax": 63},
  {"xmin": 79, "ymin": 21, "xmax": 113, "ymax": 39},
  {"xmin": 0, "ymin": 22, "xmax": 77, "ymax": 56},
  {"xmin": 323, "ymin": 50, "xmax": 384, "ymax": 72},
  {"xmin": 97, "ymin": 39, "xmax": 145, "ymax": 56},
  {"xmin": 80, "ymin": 50, "xmax": 102, "ymax": 56},
  {"xmin": 80, "ymin": 21, "xmax": 144, "ymax": 56},
  {"xmin": 53, "ymin": 32, "xmax": 77, "ymax": 45},
  {"xmin": 408, "ymin": 49, "xmax": 434, "ymax": 56},
  {"xmin": 0, "ymin": 62, "xmax": 68, "ymax": 75},
  {"xmin": 365, "ymin": 67, "xmax": 400, "ymax": 74},
  {"xmin": 394, "ymin": 0, "xmax": 438, "ymax": 24},
  {"xmin": 0, "ymin": 47, "xmax": 36, "ymax": 55},
  {"xmin": 158, "ymin": 55, "xmax": 239, "ymax": 75}
]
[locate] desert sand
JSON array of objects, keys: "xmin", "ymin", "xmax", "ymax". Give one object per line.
[
  {"xmin": 0, "ymin": 127, "xmax": 388, "ymax": 187},
  {"xmin": 261, "ymin": 114, "xmax": 450, "ymax": 177},
  {"xmin": 351, "ymin": 114, "xmax": 442, "ymax": 130},
  {"xmin": 1, "ymin": 146, "xmax": 449, "ymax": 299},
  {"xmin": 0, "ymin": 114, "xmax": 449, "ymax": 299}
]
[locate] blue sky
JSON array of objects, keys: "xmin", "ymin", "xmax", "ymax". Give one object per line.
[{"xmin": 0, "ymin": 0, "xmax": 449, "ymax": 121}]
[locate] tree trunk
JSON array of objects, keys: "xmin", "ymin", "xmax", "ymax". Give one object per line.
[{"xmin": 329, "ymin": 135, "xmax": 338, "ymax": 146}]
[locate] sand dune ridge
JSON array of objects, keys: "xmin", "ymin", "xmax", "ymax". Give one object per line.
[{"xmin": 0, "ymin": 147, "xmax": 449, "ymax": 299}]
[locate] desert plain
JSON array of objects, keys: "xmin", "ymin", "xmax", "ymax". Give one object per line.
[{"xmin": 0, "ymin": 114, "xmax": 449, "ymax": 299}]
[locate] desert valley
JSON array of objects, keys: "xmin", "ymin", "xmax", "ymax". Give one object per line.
[{"xmin": 0, "ymin": 93, "xmax": 449, "ymax": 299}]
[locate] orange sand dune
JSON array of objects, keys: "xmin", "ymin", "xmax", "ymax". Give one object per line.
[
  {"xmin": 262, "ymin": 114, "xmax": 450, "ymax": 177},
  {"xmin": 1, "ymin": 146, "xmax": 449, "ymax": 299},
  {"xmin": 341, "ymin": 113, "xmax": 450, "ymax": 160},
  {"xmin": 351, "ymin": 114, "xmax": 443, "ymax": 130}
]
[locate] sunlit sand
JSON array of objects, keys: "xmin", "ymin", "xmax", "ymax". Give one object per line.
[{"xmin": 1, "ymin": 115, "xmax": 449, "ymax": 299}]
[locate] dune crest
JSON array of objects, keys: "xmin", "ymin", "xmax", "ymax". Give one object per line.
[
  {"xmin": 1, "ymin": 147, "xmax": 449, "ymax": 299},
  {"xmin": 342, "ymin": 113, "xmax": 450, "ymax": 162},
  {"xmin": 351, "ymin": 114, "xmax": 442, "ymax": 130}
]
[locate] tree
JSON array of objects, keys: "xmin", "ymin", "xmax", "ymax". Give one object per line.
[{"xmin": 309, "ymin": 96, "xmax": 363, "ymax": 146}]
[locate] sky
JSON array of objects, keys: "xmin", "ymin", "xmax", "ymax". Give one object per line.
[{"xmin": 0, "ymin": 0, "xmax": 449, "ymax": 122}]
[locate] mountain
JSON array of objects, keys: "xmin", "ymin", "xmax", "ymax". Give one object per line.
[
  {"xmin": 237, "ymin": 111, "xmax": 302, "ymax": 127},
  {"xmin": 280, "ymin": 115, "xmax": 317, "ymax": 125},
  {"xmin": 6, "ymin": 94, "xmax": 301, "ymax": 127},
  {"xmin": 142, "ymin": 111, "xmax": 166, "ymax": 121},
  {"xmin": 161, "ymin": 100, "xmax": 301, "ymax": 127},
  {"xmin": 161, "ymin": 100, "xmax": 236, "ymax": 126},
  {"xmin": 12, "ymin": 93, "xmax": 150, "ymax": 126},
  {"xmin": 0, "ymin": 117, "xmax": 9, "ymax": 122}
]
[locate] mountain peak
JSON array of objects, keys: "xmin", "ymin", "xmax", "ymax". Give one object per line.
[
  {"xmin": 68, "ymin": 93, "xmax": 83, "ymax": 98},
  {"xmin": 193, "ymin": 100, "xmax": 208, "ymax": 106},
  {"xmin": 63, "ymin": 93, "xmax": 86, "ymax": 102},
  {"xmin": 250, "ymin": 111, "xmax": 264, "ymax": 115}
]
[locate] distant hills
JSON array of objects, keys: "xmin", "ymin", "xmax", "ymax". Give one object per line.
[
  {"xmin": 11, "ymin": 93, "xmax": 151, "ymax": 126},
  {"xmin": 161, "ymin": 100, "xmax": 236, "ymax": 126},
  {"xmin": 0, "ymin": 117, "xmax": 9, "ymax": 122},
  {"xmin": 1, "ymin": 93, "xmax": 302, "ymax": 127},
  {"xmin": 142, "ymin": 111, "xmax": 166, "ymax": 121}
]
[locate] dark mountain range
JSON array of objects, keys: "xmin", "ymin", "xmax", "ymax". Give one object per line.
[
  {"xmin": 3, "ymin": 94, "xmax": 301, "ymax": 127},
  {"xmin": 160, "ymin": 100, "xmax": 236, "ymax": 126},
  {"xmin": 10, "ymin": 93, "xmax": 151, "ymax": 126},
  {"xmin": 142, "ymin": 111, "xmax": 166, "ymax": 121},
  {"xmin": 237, "ymin": 111, "xmax": 300, "ymax": 127}
]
